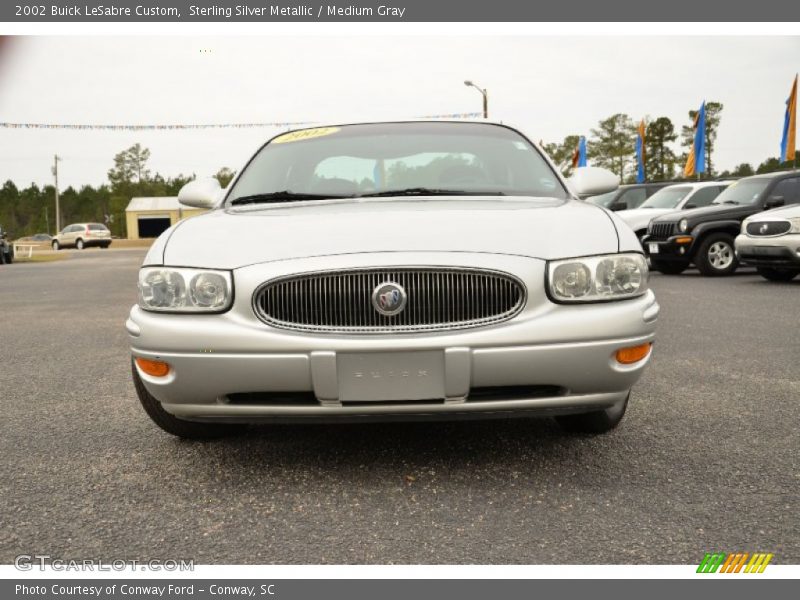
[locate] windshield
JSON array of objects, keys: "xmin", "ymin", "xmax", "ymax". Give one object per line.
[
  {"xmin": 639, "ymin": 187, "xmax": 691, "ymax": 209},
  {"xmin": 226, "ymin": 122, "xmax": 568, "ymax": 205},
  {"xmin": 712, "ymin": 179, "xmax": 770, "ymax": 205}
]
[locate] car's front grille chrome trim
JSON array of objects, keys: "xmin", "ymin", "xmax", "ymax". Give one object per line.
[
  {"xmin": 252, "ymin": 267, "xmax": 526, "ymax": 333},
  {"xmin": 746, "ymin": 220, "xmax": 791, "ymax": 237}
]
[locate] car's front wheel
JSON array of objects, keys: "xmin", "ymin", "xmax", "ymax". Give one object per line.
[
  {"xmin": 555, "ymin": 393, "xmax": 629, "ymax": 434},
  {"xmin": 76, "ymin": 238, "xmax": 85, "ymax": 250},
  {"xmin": 132, "ymin": 360, "xmax": 245, "ymax": 439},
  {"xmin": 756, "ymin": 266, "xmax": 799, "ymax": 282},
  {"xmin": 52, "ymin": 240, "xmax": 60, "ymax": 250},
  {"xmin": 696, "ymin": 233, "xmax": 738, "ymax": 276}
]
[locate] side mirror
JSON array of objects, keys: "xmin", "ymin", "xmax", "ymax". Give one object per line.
[
  {"xmin": 568, "ymin": 167, "xmax": 619, "ymax": 199},
  {"xmin": 683, "ymin": 203, "xmax": 697, "ymax": 210},
  {"xmin": 178, "ymin": 177, "xmax": 222, "ymax": 209},
  {"xmin": 764, "ymin": 195, "xmax": 784, "ymax": 209},
  {"xmin": 608, "ymin": 200, "xmax": 627, "ymax": 211}
]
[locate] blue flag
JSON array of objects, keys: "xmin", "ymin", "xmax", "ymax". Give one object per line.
[
  {"xmin": 635, "ymin": 119, "xmax": 646, "ymax": 183},
  {"xmin": 694, "ymin": 102, "xmax": 706, "ymax": 174}
]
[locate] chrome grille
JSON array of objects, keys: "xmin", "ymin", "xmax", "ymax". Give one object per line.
[
  {"xmin": 253, "ymin": 268, "xmax": 526, "ymax": 333},
  {"xmin": 648, "ymin": 222, "xmax": 675, "ymax": 240},
  {"xmin": 746, "ymin": 220, "xmax": 791, "ymax": 237}
]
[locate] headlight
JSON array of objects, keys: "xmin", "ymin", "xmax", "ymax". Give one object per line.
[
  {"xmin": 547, "ymin": 253, "xmax": 648, "ymax": 303},
  {"xmin": 678, "ymin": 218, "xmax": 689, "ymax": 233},
  {"xmin": 789, "ymin": 217, "xmax": 800, "ymax": 234},
  {"xmin": 138, "ymin": 267, "xmax": 233, "ymax": 312}
]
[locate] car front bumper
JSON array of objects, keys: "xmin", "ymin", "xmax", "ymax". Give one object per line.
[
  {"xmin": 127, "ymin": 253, "xmax": 659, "ymax": 422},
  {"xmin": 641, "ymin": 234, "xmax": 694, "ymax": 263},
  {"xmin": 735, "ymin": 233, "xmax": 800, "ymax": 268}
]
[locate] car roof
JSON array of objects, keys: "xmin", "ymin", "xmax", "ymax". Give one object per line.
[{"xmin": 742, "ymin": 169, "xmax": 800, "ymax": 181}]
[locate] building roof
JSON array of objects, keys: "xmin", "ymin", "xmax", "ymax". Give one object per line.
[{"xmin": 126, "ymin": 197, "xmax": 181, "ymax": 212}]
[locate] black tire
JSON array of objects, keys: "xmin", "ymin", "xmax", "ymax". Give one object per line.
[
  {"xmin": 0, "ymin": 249, "xmax": 6, "ymax": 265},
  {"xmin": 132, "ymin": 359, "xmax": 245, "ymax": 440},
  {"xmin": 75, "ymin": 238, "xmax": 84, "ymax": 250},
  {"xmin": 556, "ymin": 393, "xmax": 629, "ymax": 434},
  {"xmin": 651, "ymin": 260, "xmax": 687, "ymax": 275},
  {"xmin": 4, "ymin": 250, "xmax": 12, "ymax": 264},
  {"xmin": 695, "ymin": 233, "xmax": 738, "ymax": 276},
  {"xmin": 101, "ymin": 243, "xmax": 110, "ymax": 249},
  {"xmin": 52, "ymin": 240, "xmax": 60, "ymax": 251},
  {"xmin": 756, "ymin": 266, "xmax": 799, "ymax": 282}
]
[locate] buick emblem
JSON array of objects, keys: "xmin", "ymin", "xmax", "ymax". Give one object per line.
[
  {"xmin": 759, "ymin": 223, "xmax": 769, "ymax": 234},
  {"xmin": 371, "ymin": 281, "xmax": 407, "ymax": 316}
]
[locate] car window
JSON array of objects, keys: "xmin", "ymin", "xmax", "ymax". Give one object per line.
[
  {"xmin": 227, "ymin": 122, "xmax": 568, "ymax": 204},
  {"xmin": 712, "ymin": 178, "xmax": 771, "ymax": 205},
  {"xmin": 586, "ymin": 190, "xmax": 619, "ymax": 207},
  {"xmin": 88, "ymin": 224, "xmax": 107, "ymax": 231},
  {"xmin": 770, "ymin": 178, "xmax": 799, "ymax": 204},
  {"xmin": 639, "ymin": 187, "xmax": 690, "ymax": 209},
  {"xmin": 687, "ymin": 186, "xmax": 721, "ymax": 207},
  {"xmin": 619, "ymin": 187, "xmax": 647, "ymax": 209}
]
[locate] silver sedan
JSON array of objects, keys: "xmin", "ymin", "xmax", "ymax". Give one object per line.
[{"xmin": 127, "ymin": 121, "xmax": 658, "ymax": 438}]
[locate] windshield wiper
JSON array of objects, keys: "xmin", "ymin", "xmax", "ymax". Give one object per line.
[
  {"xmin": 356, "ymin": 187, "xmax": 504, "ymax": 198},
  {"xmin": 717, "ymin": 200, "xmax": 740, "ymax": 205},
  {"xmin": 230, "ymin": 191, "xmax": 348, "ymax": 206}
]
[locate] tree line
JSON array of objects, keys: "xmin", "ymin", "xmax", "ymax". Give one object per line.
[
  {"xmin": 1, "ymin": 116, "xmax": 796, "ymax": 239},
  {"xmin": 0, "ymin": 144, "xmax": 235, "ymax": 239},
  {"xmin": 542, "ymin": 102, "xmax": 795, "ymax": 182}
]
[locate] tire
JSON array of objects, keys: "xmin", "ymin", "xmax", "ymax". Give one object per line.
[
  {"xmin": 76, "ymin": 238, "xmax": 84, "ymax": 250},
  {"xmin": 0, "ymin": 249, "xmax": 6, "ymax": 265},
  {"xmin": 651, "ymin": 260, "xmax": 687, "ymax": 275},
  {"xmin": 132, "ymin": 359, "xmax": 245, "ymax": 440},
  {"xmin": 4, "ymin": 250, "xmax": 12, "ymax": 264},
  {"xmin": 555, "ymin": 393, "xmax": 629, "ymax": 434},
  {"xmin": 756, "ymin": 266, "xmax": 799, "ymax": 282},
  {"xmin": 101, "ymin": 243, "xmax": 110, "ymax": 249},
  {"xmin": 695, "ymin": 233, "xmax": 738, "ymax": 276},
  {"xmin": 52, "ymin": 240, "xmax": 60, "ymax": 251}
]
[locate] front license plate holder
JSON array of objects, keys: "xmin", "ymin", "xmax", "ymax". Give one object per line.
[
  {"xmin": 648, "ymin": 243, "xmax": 659, "ymax": 254},
  {"xmin": 337, "ymin": 351, "xmax": 445, "ymax": 402}
]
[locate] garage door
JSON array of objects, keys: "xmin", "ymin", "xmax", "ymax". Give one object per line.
[{"xmin": 137, "ymin": 216, "xmax": 171, "ymax": 238}]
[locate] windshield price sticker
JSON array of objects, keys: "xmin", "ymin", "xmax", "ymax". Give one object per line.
[{"xmin": 272, "ymin": 127, "xmax": 340, "ymax": 144}]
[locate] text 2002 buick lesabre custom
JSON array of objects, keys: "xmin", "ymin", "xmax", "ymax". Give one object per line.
[{"xmin": 127, "ymin": 121, "xmax": 659, "ymax": 439}]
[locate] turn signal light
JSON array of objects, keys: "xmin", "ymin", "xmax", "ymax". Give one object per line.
[
  {"xmin": 675, "ymin": 236, "xmax": 693, "ymax": 244},
  {"xmin": 615, "ymin": 343, "xmax": 652, "ymax": 365},
  {"xmin": 135, "ymin": 357, "xmax": 170, "ymax": 377}
]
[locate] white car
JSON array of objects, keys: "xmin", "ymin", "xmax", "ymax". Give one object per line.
[
  {"xmin": 616, "ymin": 181, "xmax": 731, "ymax": 239},
  {"xmin": 735, "ymin": 203, "xmax": 800, "ymax": 281},
  {"xmin": 127, "ymin": 121, "xmax": 658, "ymax": 439}
]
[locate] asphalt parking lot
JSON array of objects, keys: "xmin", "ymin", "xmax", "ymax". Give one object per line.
[{"xmin": 1, "ymin": 248, "xmax": 798, "ymax": 564}]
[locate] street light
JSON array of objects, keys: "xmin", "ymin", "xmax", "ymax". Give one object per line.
[{"xmin": 464, "ymin": 80, "xmax": 488, "ymax": 119}]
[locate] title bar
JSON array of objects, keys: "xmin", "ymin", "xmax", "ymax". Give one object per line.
[{"xmin": 4, "ymin": 1, "xmax": 800, "ymax": 22}]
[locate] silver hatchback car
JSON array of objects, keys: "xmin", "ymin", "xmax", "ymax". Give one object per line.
[{"xmin": 127, "ymin": 121, "xmax": 658, "ymax": 439}]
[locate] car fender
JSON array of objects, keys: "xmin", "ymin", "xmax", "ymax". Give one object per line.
[{"xmin": 688, "ymin": 220, "xmax": 742, "ymax": 253}]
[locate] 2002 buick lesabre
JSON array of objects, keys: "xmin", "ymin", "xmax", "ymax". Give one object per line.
[{"xmin": 127, "ymin": 121, "xmax": 659, "ymax": 439}]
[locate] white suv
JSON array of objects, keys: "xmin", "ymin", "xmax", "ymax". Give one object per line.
[
  {"xmin": 52, "ymin": 223, "xmax": 112, "ymax": 250},
  {"xmin": 616, "ymin": 181, "xmax": 731, "ymax": 239}
]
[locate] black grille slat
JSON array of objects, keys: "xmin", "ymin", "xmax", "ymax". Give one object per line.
[
  {"xmin": 746, "ymin": 221, "xmax": 791, "ymax": 237},
  {"xmin": 648, "ymin": 222, "xmax": 675, "ymax": 240},
  {"xmin": 253, "ymin": 268, "xmax": 525, "ymax": 333}
]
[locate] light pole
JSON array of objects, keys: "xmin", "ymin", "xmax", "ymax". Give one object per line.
[
  {"xmin": 464, "ymin": 80, "xmax": 488, "ymax": 119},
  {"xmin": 52, "ymin": 155, "xmax": 61, "ymax": 233}
]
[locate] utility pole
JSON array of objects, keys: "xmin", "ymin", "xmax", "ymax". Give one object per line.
[{"xmin": 52, "ymin": 155, "xmax": 61, "ymax": 232}]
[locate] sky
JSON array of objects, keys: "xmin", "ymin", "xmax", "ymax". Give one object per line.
[{"xmin": 0, "ymin": 35, "xmax": 797, "ymax": 190}]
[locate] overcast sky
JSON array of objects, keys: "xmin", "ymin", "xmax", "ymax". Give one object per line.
[{"xmin": 0, "ymin": 35, "xmax": 798, "ymax": 190}]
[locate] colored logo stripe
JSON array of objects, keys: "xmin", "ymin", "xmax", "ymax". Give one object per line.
[{"xmin": 697, "ymin": 552, "xmax": 773, "ymax": 573}]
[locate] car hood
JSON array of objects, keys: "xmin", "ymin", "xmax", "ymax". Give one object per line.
[
  {"xmin": 617, "ymin": 208, "xmax": 673, "ymax": 231},
  {"xmin": 651, "ymin": 203, "xmax": 756, "ymax": 223},
  {"xmin": 155, "ymin": 197, "xmax": 620, "ymax": 269},
  {"xmin": 745, "ymin": 203, "xmax": 800, "ymax": 222}
]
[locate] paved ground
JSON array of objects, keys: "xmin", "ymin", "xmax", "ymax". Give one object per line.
[{"xmin": 0, "ymin": 249, "xmax": 798, "ymax": 564}]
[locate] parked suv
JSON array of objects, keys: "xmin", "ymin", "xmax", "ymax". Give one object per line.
[
  {"xmin": 617, "ymin": 181, "xmax": 731, "ymax": 240},
  {"xmin": 735, "ymin": 203, "xmax": 800, "ymax": 281},
  {"xmin": 52, "ymin": 223, "xmax": 112, "ymax": 250},
  {"xmin": 0, "ymin": 224, "xmax": 13, "ymax": 264},
  {"xmin": 587, "ymin": 182, "xmax": 678, "ymax": 211},
  {"xmin": 643, "ymin": 171, "xmax": 800, "ymax": 276}
]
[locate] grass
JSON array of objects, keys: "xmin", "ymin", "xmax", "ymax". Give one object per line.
[{"xmin": 13, "ymin": 253, "xmax": 69, "ymax": 263}]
